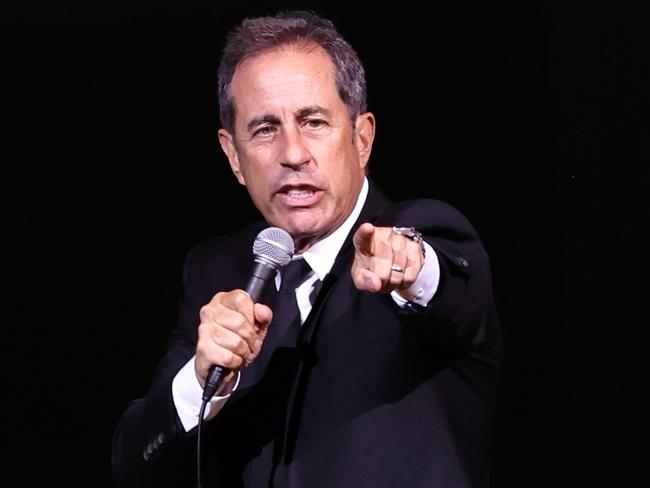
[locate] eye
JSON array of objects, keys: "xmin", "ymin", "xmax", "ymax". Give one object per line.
[
  {"xmin": 304, "ymin": 119, "xmax": 327, "ymax": 129},
  {"xmin": 254, "ymin": 125, "xmax": 277, "ymax": 137}
]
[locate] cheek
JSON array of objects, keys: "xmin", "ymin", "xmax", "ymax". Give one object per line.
[{"xmin": 239, "ymin": 153, "xmax": 275, "ymax": 187}]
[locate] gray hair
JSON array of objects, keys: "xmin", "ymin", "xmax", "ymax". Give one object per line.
[{"xmin": 217, "ymin": 10, "xmax": 367, "ymax": 134}]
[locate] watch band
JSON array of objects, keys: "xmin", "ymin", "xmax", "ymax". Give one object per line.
[{"xmin": 392, "ymin": 226, "xmax": 426, "ymax": 258}]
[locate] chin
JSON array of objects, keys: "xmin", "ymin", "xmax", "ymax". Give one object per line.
[
  {"xmin": 284, "ymin": 218, "xmax": 327, "ymax": 243},
  {"xmin": 277, "ymin": 210, "xmax": 319, "ymax": 232}
]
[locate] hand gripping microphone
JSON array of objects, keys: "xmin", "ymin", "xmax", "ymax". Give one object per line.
[{"xmin": 202, "ymin": 226, "xmax": 294, "ymax": 401}]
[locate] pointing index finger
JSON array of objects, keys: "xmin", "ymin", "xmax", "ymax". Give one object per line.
[{"xmin": 353, "ymin": 223, "xmax": 376, "ymax": 255}]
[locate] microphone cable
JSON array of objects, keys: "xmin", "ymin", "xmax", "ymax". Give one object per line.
[
  {"xmin": 196, "ymin": 398, "xmax": 209, "ymax": 488},
  {"xmin": 197, "ymin": 368, "xmax": 225, "ymax": 488}
]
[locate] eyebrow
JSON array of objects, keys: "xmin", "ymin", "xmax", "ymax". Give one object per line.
[
  {"xmin": 246, "ymin": 114, "xmax": 281, "ymax": 134},
  {"xmin": 245, "ymin": 106, "xmax": 333, "ymax": 133},
  {"xmin": 296, "ymin": 105, "xmax": 332, "ymax": 120}
]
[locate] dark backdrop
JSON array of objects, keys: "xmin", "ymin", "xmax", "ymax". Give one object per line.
[{"xmin": 9, "ymin": 1, "xmax": 648, "ymax": 487}]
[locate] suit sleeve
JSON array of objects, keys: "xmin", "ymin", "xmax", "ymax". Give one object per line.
[
  {"xmin": 111, "ymin": 244, "xmax": 213, "ymax": 488},
  {"xmin": 376, "ymin": 199, "xmax": 501, "ymax": 355}
]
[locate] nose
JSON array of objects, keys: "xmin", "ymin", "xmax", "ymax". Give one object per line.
[{"xmin": 280, "ymin": 126, "xmax": 311, "ymax": 169}]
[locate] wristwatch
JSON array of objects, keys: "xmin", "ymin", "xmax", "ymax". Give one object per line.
[{"xmin": 392, "ymin": 226, "xmax": 426, "ymax": 258}]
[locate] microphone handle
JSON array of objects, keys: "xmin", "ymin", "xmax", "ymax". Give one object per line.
[
  {"xmin": 202, "ymin": 261, "xmax": 276, "ymax": 401},
  {"xmin": 244, "ymin": 260, "xmax": 275, "ymax": 302},
  {"xmin": 202, "ymin": 365, "xmax": 227, "ymax": 402}
]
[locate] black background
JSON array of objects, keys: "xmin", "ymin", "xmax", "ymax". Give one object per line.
[{"xmin": 8, "ymin": 1, "xmax": 649, "ymax": 486}]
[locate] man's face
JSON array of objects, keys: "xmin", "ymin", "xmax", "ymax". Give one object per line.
[{"xmin": 218, "ymin": 44, "xmax": 375, "ymax": 252}]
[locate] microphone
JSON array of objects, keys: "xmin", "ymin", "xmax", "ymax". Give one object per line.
[{"xmin": 202, "ymin": 226, "xmax": 294, "ymax": 401}]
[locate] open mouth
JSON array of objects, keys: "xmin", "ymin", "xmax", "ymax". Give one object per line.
[
  {"xmin": 285, "ymin": 188, "xmax": 315, "ymax": 198},
  {"xmin": 277, "ymin": 184, "xmax": 323, "ymax": 206}
]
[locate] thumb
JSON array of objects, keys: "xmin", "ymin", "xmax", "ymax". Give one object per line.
[
  {"xmin": 353, "ymin": 222, "xmax": 376, "ymax": 255},
  {"xmin": 253, "ymin": 303, "xmax": 273, "ymax": 329}
]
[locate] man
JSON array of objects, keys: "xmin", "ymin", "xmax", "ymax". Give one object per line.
[{"xmin": 112, "ymin": 10, "xmax": 502, "ymax": 487}]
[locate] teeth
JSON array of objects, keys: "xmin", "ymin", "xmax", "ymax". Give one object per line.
[{"xmin": 287, "ymin": 189, "xmax": 314, "ymax": 197}]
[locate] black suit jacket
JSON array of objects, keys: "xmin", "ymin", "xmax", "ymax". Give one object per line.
[{"xmin": 112, "ymin": 182, "xmax": 502, "ymax": 487}]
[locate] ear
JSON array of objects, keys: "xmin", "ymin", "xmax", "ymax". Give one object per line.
[
  {"xmin": 354, "ymin": 112, "xmax": 376, "ymax": 169},
  {"xmin": 218, "ymin": 128, "xmax": 246, "ymax": 185}
]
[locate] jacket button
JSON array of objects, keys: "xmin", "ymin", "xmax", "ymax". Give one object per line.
[
  {"xmin": 158, "ymin": 433, "xmax": 165, "ymax": 444},
  {"xmin": 457, "ymin": 257, "xmax": 469, "ymax": 267},
  {"xmin": 143, "ymin": 450, "xmax": 150, "ymax": 461}
]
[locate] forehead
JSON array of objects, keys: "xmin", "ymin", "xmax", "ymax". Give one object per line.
[{"xmin": 230, "ymin": 44, "xmax": 342, "ymax": 120}]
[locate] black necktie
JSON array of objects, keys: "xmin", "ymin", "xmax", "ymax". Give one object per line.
[{"xmin": 272, "ymin": 258, "xmax": 316, "ymax": 344}]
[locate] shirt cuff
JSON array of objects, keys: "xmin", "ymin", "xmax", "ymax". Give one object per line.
[
  {"xmin": 171, "ymin": 356, "xmax": 240, "ymax": 432},
  {"xmin": 391, "ymin": 241, "xmax": 440, "ymax": 308}
]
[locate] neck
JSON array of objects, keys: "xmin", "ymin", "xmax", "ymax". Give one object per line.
[{"xmin": 293, "ymin": 228, "xmax": 337, "ymax": 254}]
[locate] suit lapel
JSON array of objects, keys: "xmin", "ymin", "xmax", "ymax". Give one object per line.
[{"xmin": 276, "ymin": 181, "xmax": 392, "ymax": 468}]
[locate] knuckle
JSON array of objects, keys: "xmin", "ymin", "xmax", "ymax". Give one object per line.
[
  {"xmin": 220, "ymin": 349, "xmax": 236, "ymax": 367},
  {"xmin": 197, "ymin": 321, "xmax": 210, "ymax": 339},
  {"xmin": 199, "ymin": 305, "xmax": 211, "ymax": 320},
  {"xmin": 231, "ymin": 290, "xmax": 247, "ymax": 306},
  {"xmin": 233, "ymin": 337, "xmax": 247, "ymax": 354},
  {"xmin": 195, "ymin": 341, "xmax": 208, "ymax": 358},
  {"xmin": 234, "ymin": 313, "xmax": 248, "ymax": 329}
]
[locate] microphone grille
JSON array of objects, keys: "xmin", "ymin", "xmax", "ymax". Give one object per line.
[{"xmin": 252, "ymin": 227, "xmax": 294, "ymax": 268}]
